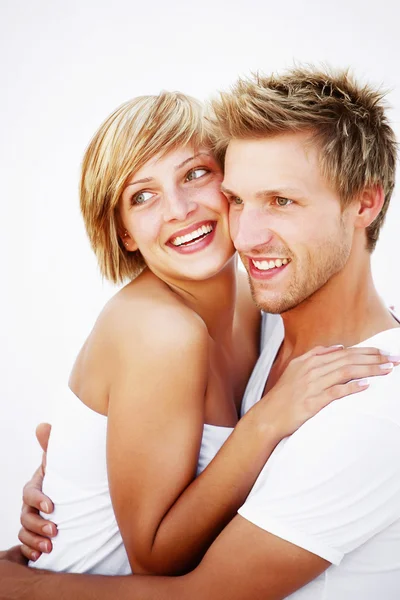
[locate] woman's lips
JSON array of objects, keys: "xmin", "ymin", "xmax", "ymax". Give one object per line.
[
  {"xmin": 168, "ymin": 220, "xmax": 216, "ymax": 246},
  {"xmin": 167, "ymin": 222, "xmax": 217, "ymax": 255}
]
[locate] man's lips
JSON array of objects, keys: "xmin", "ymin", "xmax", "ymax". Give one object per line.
[
  {"xmin": 247, "ymin": 256, "xmax": 291, "ymax": 279},
  {"xmin": 250, "ymin": 257, "xmax": 290, "ymax": 271}
]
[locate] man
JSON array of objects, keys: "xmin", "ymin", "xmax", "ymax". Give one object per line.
[{"xmin": 1, "ymin": 66, "xmax": 400, "ymax": 599}]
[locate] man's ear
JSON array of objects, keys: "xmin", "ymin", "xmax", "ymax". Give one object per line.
[
  {"xmin": 354, "ymin": 186, "xmax": 385, "ymax": 230},
  {"xmin": 119, "ymin": 228, "xmax": 138, "ymax": 252}
]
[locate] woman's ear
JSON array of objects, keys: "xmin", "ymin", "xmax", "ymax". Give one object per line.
[
  {"xmin": 119, "ymin": 228, "xmax": 138, "ymax": 252},
  {"xmin": 354, "ymin": 186, "xmax": 385, "ymax": 230}
]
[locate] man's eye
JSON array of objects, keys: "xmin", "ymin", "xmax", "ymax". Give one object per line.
[
  {"xmin": 275, "ymin": 197, "xmax": 293, "ymax": 207},
  {"xmin": 186, "ymin": 168, "xmax": 208, "ymax": 181},
  {"xmin": 132, "ymin": 191, "xmax": 154, "ymax": 205}
]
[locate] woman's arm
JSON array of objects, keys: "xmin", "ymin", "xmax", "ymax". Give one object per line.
[
  {"xmin": 106, "ymin": 305, "xmax": 210, "ymax": 575},
  {"xmin": 107, "ymin": 302, "xmax": 278, "ymax": 576}
]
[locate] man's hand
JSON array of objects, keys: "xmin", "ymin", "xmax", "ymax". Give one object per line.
[
  {"xmin": 19, "ymin": 424, "xmax": 58, "ymax": 562},
  {"xmin": 0, "ymin": 545, "xmax": 27, "ymax": 565}
]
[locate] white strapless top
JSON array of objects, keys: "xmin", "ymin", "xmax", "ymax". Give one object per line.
[{"xmin": 30, "ymin": 388, "xmax": 233, "ymax": 575}]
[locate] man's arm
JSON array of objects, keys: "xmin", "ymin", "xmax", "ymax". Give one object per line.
[
  {"xmin": 0, "ymin": 546, "xmax": 27, "ymax": 565},
  {"xmin": 0, "ymin": 524, "xmax": 327, "ymax": 600}
]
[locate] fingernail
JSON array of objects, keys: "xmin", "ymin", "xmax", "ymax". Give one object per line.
[
  {"xmin": 40, "ymin": 501, "xmax": 50, "ymax": 513},
  {"xmin": 380, "ymin": 349, "xmax": 400, "ymax": 358},
  {"xmin": 31, "ymin": 551, "xmax": 40, "ymax": 561},
  {"xmin": 329, "ymin": 344, "xmax": 344, "ymax": 349},
  {"xmin": 357, "ymin": 378, "xmax": 370, "ymax": 386},
  {"xmin": 39, "ymin": 541, "xmax": 49, "ymax": 553},
  {"xmin": 43, "ymin": 524, "xmax": 54, "ymax": 536},
  {"xmin": 380, "ymin": 363, "xmax": 394, "ymax": 370},
  {"xmin": 386, "ymin": 355, "xmax": 400, "ymax": 362}
]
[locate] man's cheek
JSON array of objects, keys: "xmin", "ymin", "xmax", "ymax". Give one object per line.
[{"xmin": 228, "ymin": 210, "xmax": 240, "ymax": 243}]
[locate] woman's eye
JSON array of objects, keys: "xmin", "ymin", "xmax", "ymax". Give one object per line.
[
  {"xmin": 185, "ymin": 168, "xmax": 208, "ymax": 181},
  {"xmin": 275, "ymin": 197, "xmax": 293, "ymax": 207},
  {"xmin": 132, "ymin": 191, "xmax": 154, "ymax": 205},
  {"xmin": 230, "ymin": 196, "xmax": 243, "ymax": 205}
]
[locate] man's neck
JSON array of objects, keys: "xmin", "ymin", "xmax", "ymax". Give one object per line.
[{"xmin": 280, "ymin": 255, "xmax": 398, "ymax": 362}]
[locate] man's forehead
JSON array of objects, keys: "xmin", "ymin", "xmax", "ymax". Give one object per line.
[
  {"xmin": 223, "ymin": 133, "xmax": 322, "ymax": 192},
  {"xmin": 225, "ymin": 132, "xmax": 316, "ymax": 159}
]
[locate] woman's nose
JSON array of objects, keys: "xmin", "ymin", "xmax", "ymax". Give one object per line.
[{"xmin": 162, "ymin": 190, "xmax": 198, "ymax": 222}]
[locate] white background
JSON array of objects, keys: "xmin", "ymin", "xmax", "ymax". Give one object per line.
[{"xmin": 1, "ymin": 0, "xmax": 399, "ymax": 547}]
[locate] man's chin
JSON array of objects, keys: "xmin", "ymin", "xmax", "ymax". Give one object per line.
[
  {"xmin": 250, "ymin": 287, "xmax": 301, "ymax": 314},
  {"xmin": 251, "ymin": 292, "xmax": 289, "ymax": 314}
]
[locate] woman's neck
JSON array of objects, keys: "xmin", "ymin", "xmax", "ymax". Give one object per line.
[{"xmin": 160, "ymin": 255, "xmax": 238, "ymax": 343}]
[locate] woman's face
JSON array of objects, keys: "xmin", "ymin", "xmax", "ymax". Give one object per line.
[{"xmin": 119, "ymin": 145, "xmax": 235, "ymax": 283}]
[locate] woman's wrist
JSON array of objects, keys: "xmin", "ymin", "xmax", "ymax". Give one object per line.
[{"xmin": 236, "ymin": 400, "xmax": 284, "ymax": 454}]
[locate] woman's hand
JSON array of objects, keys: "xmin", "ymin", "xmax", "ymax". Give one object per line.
[
  {"xmin": 18, "ymin": 424, "xmax": 58, "ymax": 562},
  {"xmin": 252, "ymin": 345, "xmax": 399, "ymax": 439}
]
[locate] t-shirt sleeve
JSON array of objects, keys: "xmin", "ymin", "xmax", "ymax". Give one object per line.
[{"xmin": 238, "ymin": 396, "xmax": 400, "ymax": 565}]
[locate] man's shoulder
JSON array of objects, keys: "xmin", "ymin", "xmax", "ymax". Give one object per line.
[{"xmin": 349, "ymin": 325, "xmax": 400, "ymax": 425}]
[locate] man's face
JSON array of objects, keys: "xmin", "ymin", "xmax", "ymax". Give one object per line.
[{"xmin": 222, "ymin": 132, "xmax": 355, "ymax": 313}]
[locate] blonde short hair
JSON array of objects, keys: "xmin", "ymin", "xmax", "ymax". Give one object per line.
[
  {"xmin": 80, "ymin": 92, "xmax": 212, "ymax": 283},
  {"xmin": 210, "ymin": 66, "xmax": 397, "ymax": 251}
]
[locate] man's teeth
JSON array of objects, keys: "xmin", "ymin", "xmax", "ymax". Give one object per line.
[
  {"xmin": 252, "ymin": 258, "xmax": 289, "ymax": 270},
  {"xmin": 171, "ymin": 224, "xmax": 213, "ymax": 247}
]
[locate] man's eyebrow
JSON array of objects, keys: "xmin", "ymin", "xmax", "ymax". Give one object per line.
[
  {"xmin": 255, "ymin": 187, "xmax": 304, "ymax": 199},
  {"xmin": 124, "ymin": 153, "xmax": 212, "ymax": 189},
  {"xmin": 220, "ymin": 185, "xmax": 304, "ymax": 197},
  {"xmin": 220, "ymin": 185, "xmax": 236, "ymax": 196}
]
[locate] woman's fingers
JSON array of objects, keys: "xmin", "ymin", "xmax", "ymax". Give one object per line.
[
  {"xmin": 321, "ymin": 378, "xmax": 370, "ymax": 407},
  {"xmin": 307, "ymin": 346, "xmax": 398, "ymax": 367},
  {"xmin": 20, "ymin": 506, "xmax": 57, "ymax": 538},
  {"xmin": 307, "ymin": 349, "xmax": 399, "ymax": 381},
  {"xmin": 18, "ymin": 527, "xmax": 53, "ymax": 556},
  {"xmin": 20, "ymin": 544, "xmax": 40, "ymax": 562},
  {"xmin": 22, "ymin": 470, "xmax": 54, "ymax": 514},
  {"xmin": 35, "ymin": 423, "xmax": 52, "ymax": 454},
  {"xmin": 297, "ymin": 345, "xmax": 343, "ymax": 360},
  {"xmin": 315, "ymin": 357, "xmax": 397, "ymax": 390}
]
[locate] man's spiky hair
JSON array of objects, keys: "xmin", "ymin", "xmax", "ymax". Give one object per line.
[{"xmin": 210, "ymin": 66, "xmax": 397, "ymax": 250}]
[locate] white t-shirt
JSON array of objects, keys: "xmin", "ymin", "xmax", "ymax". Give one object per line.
[{"xmin": 240, "ymin": 313, "xmax": 400, "ymax": 600}]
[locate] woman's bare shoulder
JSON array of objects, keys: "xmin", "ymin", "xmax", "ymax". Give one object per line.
[
  {"xmin": 70, "ymin": 273, "xmax": 209, "ymax": 402},
  {"xmin": 89, "ymin": 272, "xmax": 209, "ymax": 358}
]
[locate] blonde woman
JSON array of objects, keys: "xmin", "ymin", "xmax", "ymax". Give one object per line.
[{"xmin": 16, "ymin": 92, "xmax": 391, "ymax": 577}]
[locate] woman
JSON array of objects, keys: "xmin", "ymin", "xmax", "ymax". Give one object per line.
[{"xmin": 17, "ymin": 91, "xmax": 391, "ymax": 576}]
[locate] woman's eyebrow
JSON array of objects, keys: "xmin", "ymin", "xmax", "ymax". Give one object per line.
[
  {"xmin": 175, "ymin": 152, "xmax": 212, "ymax": 170},
  {"xmin": 124, "ymin": 153, "xmax": 212, "ymax": 189},
  {"xmin": 125, "ymin": 177, "xmax": 154, "ymax": 189}
]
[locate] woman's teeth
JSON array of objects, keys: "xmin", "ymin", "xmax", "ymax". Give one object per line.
[
  {"xmin": 252, "ymin": 258, "xmax": 289, "ymax": 270},
  {"xmin": 171, "ymin": 224, "xmax": 213, "ymax": 247}
]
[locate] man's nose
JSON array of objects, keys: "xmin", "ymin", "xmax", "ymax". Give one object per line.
[
  {"xmin": 162, "ymin": 189, "xmax": 197, "ymax": 222},
  {"xmin": 230, "ymin": 206, "xmax": 274, "ymax": 253}
]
